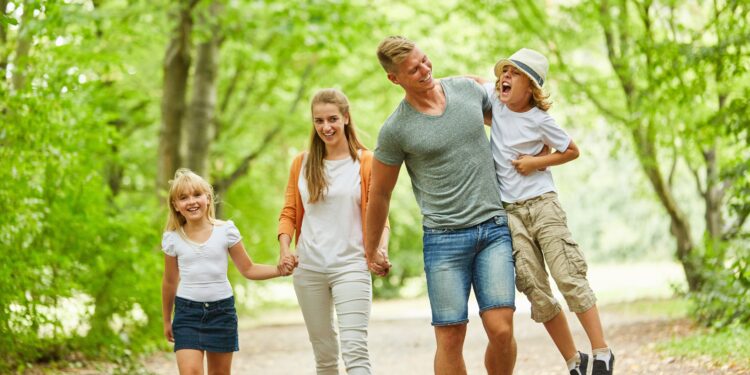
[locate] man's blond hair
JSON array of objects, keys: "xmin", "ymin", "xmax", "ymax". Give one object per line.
[{"xmin": 377, "ymin": 36, "xmax": 415, "ymax": 73}]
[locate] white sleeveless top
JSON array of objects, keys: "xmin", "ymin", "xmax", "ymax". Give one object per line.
[{"xmin": 162, "ymin": 220, "xmax": 242, "ymax": 301}]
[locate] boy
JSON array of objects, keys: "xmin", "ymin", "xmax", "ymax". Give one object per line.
[{"xmin": 484, "ymin": 48, "xmax": 614, "ymax": 375}]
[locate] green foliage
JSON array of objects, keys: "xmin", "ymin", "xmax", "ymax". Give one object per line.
[
  {"xmin": 690, "ymin": 238, "xmax": 750, "ymax": 329},
  {"xmin": 1, "ymin": 0, "xmax": 748, "ymax": 371},
  {"xmin": 658, "ymin": 322, "xmax": 750, "ymax": 370}
]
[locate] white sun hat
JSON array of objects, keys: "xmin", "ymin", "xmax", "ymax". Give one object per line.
[{"xmin": 494, "ymin": 48, "xmax": 549, "ymax": 89}]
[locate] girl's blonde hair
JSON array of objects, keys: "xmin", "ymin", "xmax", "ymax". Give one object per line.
[
  {"xmin": 164, "ymin": 168, "xmax": 216, "ymax": 231},
  {"xmin": 494, "ymin": 77, "xmax": 552, "ymax": 111},
  {"xmin": 305, "ymin": 88, "xmax": 366, "ymax": 203}
]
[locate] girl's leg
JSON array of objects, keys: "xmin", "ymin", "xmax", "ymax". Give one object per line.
[
  {"xmin": 331, "ymin": 270, "xmax": 372, "ymax": 375},
  {"xmin": 294, "ymin": 268, "xmax": 339, "ymax": 375},
  {"xmin": 206, "ymin": 352, "xmax": 233, "ymax": 375},
  {"xmin": 176, "ymin": 349, "xmax": 205, "ymax": 375}
]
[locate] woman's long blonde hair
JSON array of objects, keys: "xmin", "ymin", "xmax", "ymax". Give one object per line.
[
  {"xmin": 305, "ymin": 88, "xmax": 366, "ymax": 203},
  {"xmin": 164, "ymin": 168, "xmax": 216, "ymax": 231}
]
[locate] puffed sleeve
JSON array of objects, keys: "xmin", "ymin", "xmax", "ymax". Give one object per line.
[
  {"xmin": 161, "ymin": 232, "xmax": 177, "ymax": 257},
  {"xmin": 225, "ymin": 220, "xmax": 243, "ymax": 248}
]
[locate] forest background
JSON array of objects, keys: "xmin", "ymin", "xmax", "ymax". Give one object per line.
[{"xmin": 1, "ymin": 0, "xmax": 748, "ymax": 372}]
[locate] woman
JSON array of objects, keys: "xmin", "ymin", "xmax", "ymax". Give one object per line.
[{"xmin": 278, "ymin": 88, "xmax": 389, "ymax": 375}]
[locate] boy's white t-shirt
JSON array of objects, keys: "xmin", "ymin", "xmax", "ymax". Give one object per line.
[
  {"xmin": 162, "ymin": 220, "xmax": 241, "ymax": 302},
  {"xmin": 297, "ymin": 156, "xmax": 366, "ymax": 273},
  {"xmin": 484, "ymin": 83, "xmax": 571, "ymax": 203}
]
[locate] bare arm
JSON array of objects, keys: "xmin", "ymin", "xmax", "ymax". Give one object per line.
[
  {"xmin": 277, "ymin": 233, "xmax": 298, "ymax": 274},
  {"xmin": 229, "ymin": 241, "xmax": 291, "ymax": 280},
  {"xmin": 512, "ymin": 140, "xmax": 580, "ymax": 176},
  {"xmin": 161, "ymin": 255, "xmax": 179, "ymax": 343},
  {"xmin": 365, "ymin": 159, "xmax": 400, "ymax": 274}
]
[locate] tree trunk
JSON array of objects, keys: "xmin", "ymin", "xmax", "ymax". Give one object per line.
[
  {"xmin": 157, "ymin": 1, "xmax": 194, "ymax": 196},
  {"xmin": 0, "ymin": 0, "xmax": 8, "ymax": 71},
  {"xmin": 629, "ymin": 125, "xmax": 701, "ymax": 290},
  {"xmin": 186, "ymin": 1, "xmax": 221, "ymax": 177},
  {"xmin": 10, "ymin": 0, "xmax": 34, "ymax": 91}
]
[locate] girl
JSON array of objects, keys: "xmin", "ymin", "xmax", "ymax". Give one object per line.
[
  {"xmin": 278, "ymin": 88, "xmax": 390, "ymax": 375},
  {"xmin": 162, "ymin": 168, "xmax": 296, "ymax": 375}
]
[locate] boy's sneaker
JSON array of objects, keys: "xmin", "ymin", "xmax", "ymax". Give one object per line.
[
  {"xmin": 592, "ymin": 351, "xmax": 614, "ymax": 375},
  {"xmin": 570, "ymin": 352, "xmax": 589, "ymax": 375}
]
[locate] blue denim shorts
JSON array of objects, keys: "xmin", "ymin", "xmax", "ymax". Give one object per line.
[
  {"xmin": 173, "ymin": 296, "xmax": 239, "ymax": 352},
  {"xmin": 423, "ymin": 215, "xmax": 515, "ymax": 326}
]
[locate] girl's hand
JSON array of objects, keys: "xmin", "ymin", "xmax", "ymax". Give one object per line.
[{"xmin": 164, "ymin": 322, "xmax": 174, "ymax": 343}]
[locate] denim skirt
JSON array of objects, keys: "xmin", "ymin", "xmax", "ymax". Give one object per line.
[{"xmin": 173, "ymin": 296, "xmax": 239, "ymax": 352}]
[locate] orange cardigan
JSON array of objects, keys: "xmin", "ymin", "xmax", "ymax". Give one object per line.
[{"xmin": 277, "ymin": 150, "xmax": 387, "ymax": 245}]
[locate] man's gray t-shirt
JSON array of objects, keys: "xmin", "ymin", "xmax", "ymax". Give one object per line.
[{"xmin": 374, "ymin": 77, "xmax": 505, "ymax": 229}]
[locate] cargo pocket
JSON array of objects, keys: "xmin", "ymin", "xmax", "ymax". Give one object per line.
[{"xmin": 562, "ymin": 237, "xmax": 587, "ymax": 277}]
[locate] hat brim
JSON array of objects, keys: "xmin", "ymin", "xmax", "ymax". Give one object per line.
[{"xmin": 494, "ymin": 59, "xmax": 544, "ymax": 90}]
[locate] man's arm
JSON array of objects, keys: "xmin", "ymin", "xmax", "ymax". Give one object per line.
[{"xmin": 365, "ymin": 158, "xmax": 401, "ymax": 274}]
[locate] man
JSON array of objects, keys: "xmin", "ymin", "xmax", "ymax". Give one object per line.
[{"xmin": 364, "ymin": 36, "xmax": 517, "ymax": 375}]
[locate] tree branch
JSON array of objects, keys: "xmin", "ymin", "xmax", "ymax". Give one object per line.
[{"xmin": 214, "ymin": 62, "xmax": 314, "ymax": 192}]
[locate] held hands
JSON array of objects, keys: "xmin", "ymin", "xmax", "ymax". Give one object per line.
[
  {"xmin": 277, "ymin": 251, "xmax": 299, "ymax": 276},
  {"xmin": 367, "ymin": 248, "xmax": 392, "ymax": 277}
]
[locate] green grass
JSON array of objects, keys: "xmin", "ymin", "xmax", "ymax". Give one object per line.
[
  {"xmin": 607, "ymin": 298, "xmax": 750, "ymax": 370},
  {"xmin": 658, "ymin": 323, "xmax": 750, "ymax": 370}
]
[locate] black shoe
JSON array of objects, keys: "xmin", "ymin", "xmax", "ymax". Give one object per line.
[
  {"xmin": 570, "ymin": 352, "xmax": 589, "ymax": 375},
  {"xmin": 592, "ymin": 351, "xmax": 614, "ymax": 375}
]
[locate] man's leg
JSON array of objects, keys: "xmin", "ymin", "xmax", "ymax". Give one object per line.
[
  {"xmin": 422, "ymin": 226, "xmax": 474, "ymax": 375},
  {"xmin": 434, "ymin": 324, "xmax": 468, "ymax": 375},
  {"xmin": 481, "ymin": 308, "xmax": 516, "ymax": 375},
  {"xmin": 474, "ymin": 215, "xmax": 518, "ymax": 375}
]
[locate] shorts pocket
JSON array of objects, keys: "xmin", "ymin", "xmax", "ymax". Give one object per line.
[{"xmin": 561, "ymin": 238, "xmax": 587, "ymax": 276}]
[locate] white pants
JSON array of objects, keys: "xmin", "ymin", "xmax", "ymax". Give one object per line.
[{"xmin": 293, "ymin": 268, "xmax": 372, "ymax": 375}]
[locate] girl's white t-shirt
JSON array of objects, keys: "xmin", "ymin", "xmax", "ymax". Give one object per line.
[
  {"xmin": 297, "ymin": 156, "xmax": 366, "ymax": 273},
  {"xmin": 484, "ymin": 83, "xmax": 571, "ymax": 203},
  {"xmin": 162, "ymin": 220, "xmax": 241, "ymax": 302}
]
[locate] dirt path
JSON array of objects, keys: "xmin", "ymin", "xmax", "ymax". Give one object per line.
[{"xmin": 143, "ymin": 299, "xmax": 744, "ymax": 374}]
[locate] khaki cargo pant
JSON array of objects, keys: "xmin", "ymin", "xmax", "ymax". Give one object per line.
[{"xmin": 503, "ymin": 192, "xmax": 596, "ymax": 323}]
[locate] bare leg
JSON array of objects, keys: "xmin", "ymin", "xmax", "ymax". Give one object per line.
[
  {"xmin": 544, "ymin": 311, "xmax": 578, "ymax": 361},
  {"xmin": 576, "ymin": 304, "xmax": 607, "ymax": 350},
  {"xmin": 206, "ymin": 352, "xmax": 233, "ymax": 375},
  {"xmin": 176, "ymin": 349, "xmax": 205, "ymax": 375},
  {"xmin": 481, "ymin": 308, "xmax": 516, "ymax": 375},
  {"xmin": 434, "ymin": 324, "xmax": 467, "ymax": 375}
]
